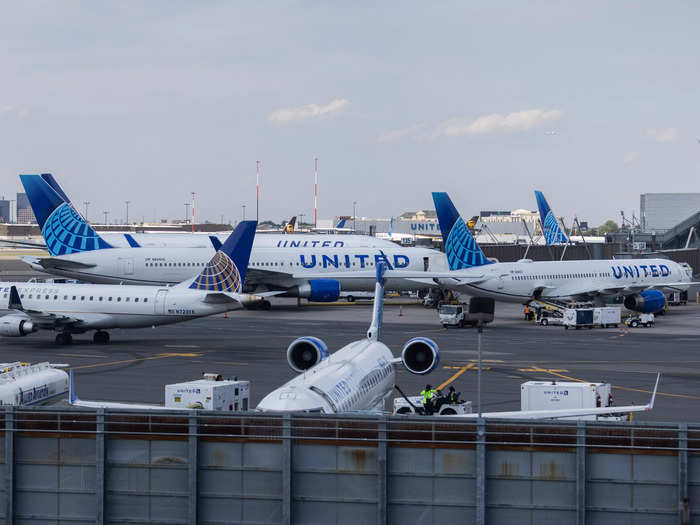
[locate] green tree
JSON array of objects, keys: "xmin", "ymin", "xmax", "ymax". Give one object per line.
[{"xmin": 598, "ymin": 220, "xmax": 619, "ymax": 234}]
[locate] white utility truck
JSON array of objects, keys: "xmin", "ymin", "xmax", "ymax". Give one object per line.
[
  {"xmin": 0, "ymin": 362, "xmax": 68, "ymax": 406},
  {"xmin": 165, "ymin": 374, "xmax": 250, "ymax": 411},
  {"xmin": 521, "ymin": 381, "xmax": 623, "ymax": 421},
  {"xmin": 624, "ymin": 313, "xmax": 655, "ymax": 328},
  {"xmin": 393, "ymin": 396, "xmax": 473, "ymax": 415}
]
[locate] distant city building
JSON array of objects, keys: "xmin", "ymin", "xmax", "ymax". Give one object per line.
[
  {"xmin": 640, "ymin": 193, "xmax": 700, "ymax": 232},
  {"xmin": 16, "ymin": 192, "xmax": 36, "ymax": 224},
  {"xmin": 0, "ymin": 200, "xmax": 9, "ymax": 223}
]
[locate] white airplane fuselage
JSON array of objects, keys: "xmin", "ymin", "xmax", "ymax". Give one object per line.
[
  {"xmin": 257, "ymin": 339, "xmax": 396, "ymax": 413},
  {"xmin": 25, "ymin": 237, "xmax": 446, "ymax": 294},
  {"xmin": 1, "ymin": 282, "xmax": 243, "ymax": 332},
  {"xmin": 441, "ymin": 258, "xmax": 692, "ymax": 303}
]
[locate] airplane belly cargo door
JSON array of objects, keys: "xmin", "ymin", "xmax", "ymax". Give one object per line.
[
  {"xmin": 154, "ymin": 289, "xmax": 169, "ymax": 315},
  {"xmin": 423, "ymin": 257, "xmax": 430, "ymax": 272},
  {"xmin": 119, "ymin": 258, "xmax": 135, "ymax": 275}
]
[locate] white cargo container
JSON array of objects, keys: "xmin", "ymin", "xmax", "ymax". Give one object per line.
[
  {"xmin": 563, "ymin": 308, "xmax": 594, "ymax": 329},
  {"xmin": 165, "ymin": 378, "xmax": 250, "ymax": 411},
  {"xmin": 521, "ymin": 381, "xmax": 619, "ymax": 421},
  {"xmin": 593, "ymin": 307, "xmax": 621, "ymax": 327}
]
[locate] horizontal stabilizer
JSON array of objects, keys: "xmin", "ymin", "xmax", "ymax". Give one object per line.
[{"xmin": 24, "ymin": 256, "xmax": 96, "ymax": 270}]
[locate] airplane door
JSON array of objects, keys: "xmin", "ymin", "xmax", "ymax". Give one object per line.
[
  {"xmin": 154, "ymin": 289, "xmax": 169, "ymax": 315},
  {"xmin": 497, "ymin": 275, "xmax": 505, "ymax": 289},
  {"xmin": 423, "ymin": 257, "xmax": 430, "ymax": 272},
  {"xmin": 119, "ymin": 258, "xmax": 135, "ymax": 275}
]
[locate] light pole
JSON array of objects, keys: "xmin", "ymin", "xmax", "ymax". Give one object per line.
[
  {"xmin": 103, "ymin": 211, "xmax": 109, "ymax": 225},
  {"xmin": 299, "ymin": 213, "xmax": 305, "ymax": 231},
  {"xmin": 242, "ymin": 204, "xmax": 246, "ymax": 221},
  {"xmin": 184, "ymin": 203, "xmax": 190, "ymax": 223},
  {"xmin": 83, "ymin": 201, "xmax": 90, "ymax": 221},
  {"xmin": 125, "ymin": 201, "xmax": 130, "ymax": 225},
  {"xmin": 353, "ymin": 201, "xmax": 357, "ymax": 232},
  {"xmin": 10, "ymin": 200, "xmax": 15, "ymax": 223}
]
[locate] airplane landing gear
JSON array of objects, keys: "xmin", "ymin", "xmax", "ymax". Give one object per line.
[
  {"xmin": 55, "ymin": 332, "xmax": 73, "ymax": 345},
  {"xmin": 261, "ymin": 300, "xmax": 271, "ymax": 310},
  {"xmin": 93, "ymin": 331, "xmax": 110, "ymax": 344}
]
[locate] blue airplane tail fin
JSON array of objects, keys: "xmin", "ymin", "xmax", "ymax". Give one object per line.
[
  {"xmin": 432, "ymin": 192, "xmax": 492, "ymax": 270},
  {"xmin": 20, "ymin": 174, "xmax": 113, "ymax": 256},
  {"xmin": 534, "ymin": 190, "xmax": 568, "ymax": 244},
  {"xmin": 188, "ymin": 221, "xmax": 257, "ymax": 292},
  {"xmin": 335, "ymin": 218, "xmax": 347, "ymax": 229}
]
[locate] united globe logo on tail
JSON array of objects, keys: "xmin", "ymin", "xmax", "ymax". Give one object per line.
[
  {"xmin": 445, "ymin": 217, "xmax": 491, "ymax": 269},
  {"xmin": 43, "ymin": 203, "xmax": 113, "ymax": 256},
  {"xmin": 188, "ymin": 251, "xmax": 242, "ymax": 293},
  {"xmin": 542, "ymin": 210, "xmax": 568, "ymax": 245},
  {"xmin": 433, "ymin": 192, "xmax": 492, "ymax": 270}
]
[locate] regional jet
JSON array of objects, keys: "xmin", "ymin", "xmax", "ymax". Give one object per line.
[{"xmin": 0, "ymin": 221, "xmax": 257, "ymax": 344}]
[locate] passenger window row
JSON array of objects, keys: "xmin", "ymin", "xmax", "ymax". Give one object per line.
[{"xmin": 9, "ymin": 292, "xmax": 149, "ymax": 303}]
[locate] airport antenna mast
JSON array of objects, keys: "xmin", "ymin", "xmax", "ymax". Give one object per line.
[
  {"xmin": 314, "ymin": 157, "xmax": 318, "ymax": 228},
  {"xmin": 191, "ymin": 192, "xmax": 195, "ymax": 232},
  {"xmin": 256, "ymin": 160, "xmax": 260, "ymax": 223}
]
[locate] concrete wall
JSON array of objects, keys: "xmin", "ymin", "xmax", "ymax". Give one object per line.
[{"xmin": 0, "ymin": 407, "xmax": 698, "ymax": 524}]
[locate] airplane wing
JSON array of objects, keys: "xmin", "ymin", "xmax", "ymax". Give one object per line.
[
  {"xmin": 21, "ymin": 256, "xmax": 96, "ymax": 270},
  {"xmin": 245, "ymin": 267, "xmax": 292, "ymax": 283},
  {"xmin": 8, "ymin": 285, "xmax": 86, "ymax": 329},
  {"xmin": 291, "ymin": 270, "xmax": 487, "ymax": 284},
  {"xmin": 0, "ymin": 238, "xmax": 47, "ymax": 249},
  {"xmin": 542, "ymin": 282, "xmax": 693, "ymax": 300},
  {"xmin": 451, "ymin": 373, "xmax": 659, "ymax": 420}
]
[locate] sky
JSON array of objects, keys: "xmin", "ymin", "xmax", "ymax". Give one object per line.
[{"xmin": 0, "ymin": 1, "xmax": 698, "ymax": 226}]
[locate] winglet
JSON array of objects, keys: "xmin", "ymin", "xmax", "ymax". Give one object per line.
[
  {"xmin": 648, "ymin": 372, "xmax": 660, "ymax": 410},
  {"xmin": 9, "ymin": 286, "xmax": 23, "ymax": 311},
  {"xmin": 188, "ymin": 221, "xmax": 257, "ymax": 292},
  {"xmin": 534, "ymin": 190, "xmax": 568, "ymax": 245},
  {"xmin": 432, "ymin": 192, "xmax": 492, "ymax": 270},
  {"xmin": 366, "ymin": 263, "xmax": 386, "ymax": 342},
  {"xmin": 124, "ymin": 234, "xmax": 141, "ymax": 248},
  {"xmin": 69, "ymin": 369, "xmax": 79, "ymax": 404}
]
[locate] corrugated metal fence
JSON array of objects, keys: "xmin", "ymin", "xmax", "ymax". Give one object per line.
[{"xmin": 0, "ymin": 407, "xmax": 697, "ymax": 524}]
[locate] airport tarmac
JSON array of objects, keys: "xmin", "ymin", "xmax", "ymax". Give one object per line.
[{"xmin": 0, "ymin": 299, "xmax": 699, "ymax": 422}]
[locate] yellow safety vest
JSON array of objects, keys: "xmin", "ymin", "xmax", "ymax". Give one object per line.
[{"xmin": 421, "ymin": 389, "xmax": 436, "ymax": 404}]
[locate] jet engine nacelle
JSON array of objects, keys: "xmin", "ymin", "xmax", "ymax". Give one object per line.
[
  {"xmin": 286, "ymin": 336, "xmax": 330, "ymax": 373},
  {"xmin": 297, "ymin": 279, "xmax": 341, "ymax": 302},
  {"xmin": 0, "ymin": 316, "xmax": 36, "ymax": 337},
  {"xmin": 401, "ymin": 337, "xmax": 440, "ymax": 375},
  {"xmin": 623, "ymin": 289, "xmax": 666, "ymax": 313}
]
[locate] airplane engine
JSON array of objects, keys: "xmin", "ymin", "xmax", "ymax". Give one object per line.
[
  {"xmin": 401, "ymin": 337, "xmax": 440, "ymax": 375},
  {"xmin": 0, "ymin": 316, "xmax": 36, "ymax": 337},
  {"xmin": 623, "ymin": 290, "xmax": 666, "ymax": 313},
  {"xmin": 298, "ymin": 279, "xmax": 341, "ymax": 302},
  {"xmin": 286, "ymin": 337, "xmax": 330, "ymax": 373}
]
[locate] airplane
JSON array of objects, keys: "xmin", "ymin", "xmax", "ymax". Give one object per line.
[
  {"xmin": 256, "ymin": 263, "xmax": 441, "ymax": 413},
  {"xmin": 0, "ymin": 221, "xmax": 258, "ymax": 344},
  {"xmin": 18, "ymin": 174, "xmax": 447, "ymax": 306},
  {"xmin": 534, "ymin": 190, "xmax": 568, "ymax": 245},
  {"xmin": 428, "ymin": 192, "xmax": 693, "ymax": 311}
]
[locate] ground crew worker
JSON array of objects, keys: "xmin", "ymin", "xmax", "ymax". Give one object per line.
[
  {"xmin": 447, "ymin": 385, "xmax": 461, "ymax": 404},
  {"xmin": 420, "ymin": 384, "xmax": 437, "ymax": 415},
  {"xmin": 524, "ymin": 306, "xmax": 530, "ymax": 320}
]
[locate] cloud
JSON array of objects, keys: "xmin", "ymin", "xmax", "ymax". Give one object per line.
[
  {"xmin": 623, "ymin": 152, "xmax": 639, "ymax": 164},
  {"xmin": 647, "ymin": 127, "xmax": 678, "ymax": 143},
  {"xmin": 268, "ymin": 98, "xmax": 349, "ymax": 123},
  {"xmin": 379, "ymin": 109, "xmax": 563, "ymax": 143},
  {"xmin": 432, "ymin": 108, "xmax": 562, "ymax": 139},
  {"xmin": 376, "ymin": 124, "xmax": 425, "ymax": 143}
]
